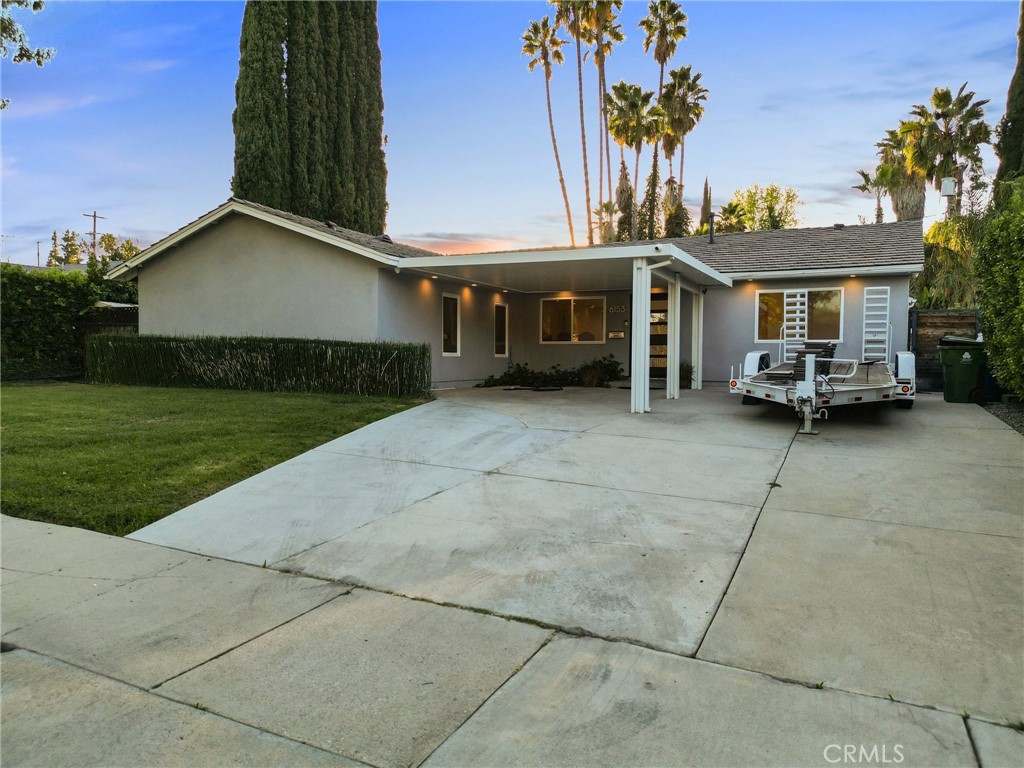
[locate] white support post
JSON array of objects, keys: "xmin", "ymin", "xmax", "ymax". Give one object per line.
[
  {"xmin": 691, "ymin": 289, "xmax": 704, "ymax": 390},
  {"xmin": 666, "ymin": 273, "xmax": 681, "ymax": 399},
  {"xmin": 631, "ymin": 257, "xmax": 651, "ymax": 413}
]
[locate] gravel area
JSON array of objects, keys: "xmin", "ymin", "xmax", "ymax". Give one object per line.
[{"xmin": 983, "ymin": 399, "xmax": 1024, "ymax": 436}]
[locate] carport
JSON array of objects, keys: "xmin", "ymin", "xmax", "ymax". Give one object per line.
[{"xmin": 403, "ymin": 244, "xmax": 732, "ymax": 413}]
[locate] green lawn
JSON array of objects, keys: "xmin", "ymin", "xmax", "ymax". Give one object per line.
[{"xmin": 1, "ymin": 382, "xmax": 418, "ymax": 536}]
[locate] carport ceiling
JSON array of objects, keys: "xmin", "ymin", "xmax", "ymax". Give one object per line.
[{"xmin": 403, "ymin": 246, "xmax": 730, "ymax": 293}]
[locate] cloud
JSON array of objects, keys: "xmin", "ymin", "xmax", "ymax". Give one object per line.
[
  {"xmin": 4, "ymin": 93, "xmax": 101, "ymax": 119},
  {"xmin": 970, "ymin": 41, "xmax": 1017, "ymax": 65},
  {"xmin": 130, "ymin": 59, "xmax": 179, "ymax": 73},
  {"xmin": 394, "ymin": 232, "xmax": 526, "ymax": 255}
]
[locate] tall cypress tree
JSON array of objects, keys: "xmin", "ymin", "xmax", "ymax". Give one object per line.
[
  {"xmin": 637, "ymin": 152, "xmax": 662, "ymax": 240},
  {"xmin": 232, "ymin": 0, "xmax": 387, "ymax": 233},
  {"xmin": 699, "ymin": 178, "xmax": 711, "ymax": 229},
  {"xmin": 232, "ymin": 1, "xmax": 289, "ymax": 209}
]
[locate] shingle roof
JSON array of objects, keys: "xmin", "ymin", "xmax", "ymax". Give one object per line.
[
  {"xmin": 467, "ymin": 219, "xmax": 924, "ymax": 275},
  {"xmin": 664, "ymin": 220, "xmax": 924, "ymax": 274},
  {"xmin": 230, "ymin": 198, "xmax": 443, "ymax": 260}
]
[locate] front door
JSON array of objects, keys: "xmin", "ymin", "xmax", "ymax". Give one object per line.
[{"xmin": 649, "ymin": 288, "xmax": 668, "ymax": 380}]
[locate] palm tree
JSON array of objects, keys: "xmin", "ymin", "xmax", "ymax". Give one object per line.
[
  {"xmin": 590, "ymin": 1, "xmax": 624, "ymax": 230},
  {"xmin": 853, "ymin": 167, "xmax": 894, "ymax": 224},
  {"xmin": 639, "ymin": 0, "xmax": 687, "ymax": 170},
  {"xmin": 593, "ymin": 200, "xmax": 616, "ymax": 243},
  {"xmin": 900, "ymin": 82, "xmax": 992, "ymax": 217},
  {"xmin": 553, "ymin": 1, "xmax": 594, "ymax": 244},
  {"xmin": 660, "ymin": 65, "xmax": 707, "ymax": 204},
  {"xmin": 717, "ymin": 200, "xmax": 746, "ymax": 233},
  {"xmin": 606, "ymin": 80, "xmax": 664, "ymax": 239},
  {"xmin": 877, "ymin": 129, "xmax": 926, "ymax": 221},
  {"xmin": 522, "ymin": 17, "xmax": 575, "ymax": 246}
]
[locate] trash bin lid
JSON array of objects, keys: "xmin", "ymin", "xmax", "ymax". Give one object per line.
[{"xmin": 938, "ymin": 335, "xmax": 984, "ymax": 346}]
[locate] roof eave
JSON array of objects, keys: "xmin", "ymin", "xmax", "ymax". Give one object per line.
[
  {"xmin": 106, "ymin": 200, "xmax": 400, "ymax": 281},
  {"xmin": 726, "ymin": 263, "xmax": 924, "ymax": 281}
]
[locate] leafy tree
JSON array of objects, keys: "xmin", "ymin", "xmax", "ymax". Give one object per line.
[
  {"xmin": 60, "ymin": 230, "xmax": 83, "ymax": 265},
  {"xmin": 660, "ymin": 65, "xmax": 707, "ymax": 201},
  {"xmin": 0, "ymin": 0, "xmax": 55, "ymax": 110},
  {"xmin": 639, "ymin": 0, "xmax": 686, "ymax": 172},
  {"xmin": 852, "ymin": 166, "xmax": 894, "ymax": 224},
  {"xmin": 606, "ymin": 80, "xmax": 664, "ymax": 239},
  {"xmin": 913, "ymin": 213, "xmax": 986, "ymax": 308},
  {"xmin": 876, "ymin": 129, "xmax": 926, "ymax": 221},
  {"xmin": 553, "ymin": 1, "xmax": 594, "ymax": 244},
  {"xmin": 232, "ymin": 0, "xmax": 289, "ymax": 210},
  {"xmin": 637, "ymin": 151, "xmax": 662, "ymax": 239},
  {"xmin": 662, "ymin": 176, "xmax": 690, "ymax": 237},
  {"xmin": 994, "ymin": 5, "xmax": 1024, "ymax": 204},
  {"xmin": 98, "ymin": 233, "xmax": 140, "ymax": 263},
  {"xmin": 728, "ymin": 183, "xmax": 801, "ymax": 230},
  {"xmin": 523, "ymin": 17, "xmax": 575, "ymax": 246},
  {"xmin": 900, "ymin": 83, "xmax": 992, "ymax": 216},
  {"xmin": 975, "ymin": 186, "xmax": 1024, "ymax": 396}
]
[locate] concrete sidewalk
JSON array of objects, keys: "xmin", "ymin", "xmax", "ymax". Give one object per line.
[{"xmin": 3, "ymin": 389, "xmax": 1022, "ymax": 767}]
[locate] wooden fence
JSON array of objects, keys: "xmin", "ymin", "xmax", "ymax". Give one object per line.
[{"xmin": 909, "ymin": 309, "xmax": 980, "ymax": 391}]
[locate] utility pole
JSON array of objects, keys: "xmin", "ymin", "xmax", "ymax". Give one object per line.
[
  {"xmin": 82, "ymin": 211, "xmax": 108, "ymax": 261},
  {"xmin": 37, "ymin": 240, "xmax": 41, "ymax": 267}
]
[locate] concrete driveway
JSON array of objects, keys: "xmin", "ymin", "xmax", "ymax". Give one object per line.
[{"xmin": 3, "ymin": 388, "xmax": 1022, "ymax": 767}]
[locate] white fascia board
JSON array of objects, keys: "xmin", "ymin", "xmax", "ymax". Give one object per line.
[
  {"xmin": 663, "ymin": 244, "xmax": 732, "ymax": 287},
  {"xmin": 106, "ymin": 201, "xmax": 399, "ymax": 282},
  {"xmin": 727, "ymin": 263, "xmax": 924, "ymax": 281},
  {"xmin": 406, "ymin": 243, "xmax": 667, "ymax": 270},
  {"xmin": 107, "ymin": 201, "xmax": 237, "ymax": 280},
  {"xmin": 404, "ymin": 243, "xmax": 731, "ymax": 288},
  {"xmin": 236, "ymin": 206, "xmax": 399, "ymax": 267}
]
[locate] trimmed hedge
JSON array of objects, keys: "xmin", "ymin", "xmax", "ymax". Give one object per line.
[
  {"xmin": 1, "ymin": 265, "xmax": 97, "ymax": 379},
  {"xmin": 86, "ymin": 335, "xmax": 432, "ymax": 398}
]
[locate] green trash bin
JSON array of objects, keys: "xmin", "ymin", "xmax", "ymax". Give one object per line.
[{"xmin": 937, "ymin": 336, "xmax": 986, "ymax": 403}]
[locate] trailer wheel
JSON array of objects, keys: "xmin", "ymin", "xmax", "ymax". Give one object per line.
[
  {"xmin": 894, "ymin": 399, "xmax": 913, "ymax": 409},
  {"xmin": 741, "ymin": 395, "xmax": 762, "ymax": 405}
]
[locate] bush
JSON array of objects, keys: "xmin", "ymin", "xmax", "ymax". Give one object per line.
[
  {"xmin": 477, "ymin": 355, "xmax": 625, "ymax": 389},
  {"xmin": 86, "ymin": 335, "xmax": 432, "ymax": 398},
  {"xmin": 0, "ymin": 265, "xmax": 98, "ymax": 379},
  {"xmin": 975, "ymin": 191, "xmax": 1024, "ymax": 397}
]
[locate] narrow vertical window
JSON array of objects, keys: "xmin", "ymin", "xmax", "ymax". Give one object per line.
[
  {"xmin": 494, "ymin": 303, "xmax": 508, "ymax": 357},
  {"xmin": 442, "ymin": 294, "xmax": 460, "ymax": 356}
]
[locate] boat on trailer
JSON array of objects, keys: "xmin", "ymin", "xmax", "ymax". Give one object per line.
[{"xmin": 729, "ymin": 342, "xmax": 917, "ymax": 434}]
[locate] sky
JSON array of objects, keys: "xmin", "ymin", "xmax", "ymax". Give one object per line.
[{"xmin": 0, "ymin": 0, "xmax": 1018, "ymax": 266}]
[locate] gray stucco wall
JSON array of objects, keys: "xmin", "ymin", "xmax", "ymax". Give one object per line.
[
  {"xmin": 701, "ymin": 275, "xmax": 911, "ymax": 383},
  {"xmin": 138, "ymin": 215, "xmax": 380, "ymax": 340},
  {"xmin": 506, "ymin": 290, "xmax": 632, "ymax": 375},
  {"xmin": 377, "ymin": 271, "xmax": 511, "ymax": 387}
]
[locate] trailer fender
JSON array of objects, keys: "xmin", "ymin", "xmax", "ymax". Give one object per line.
[{"xmin": 743, "ymin": 351, "xmax": 771, "ymax": 377}]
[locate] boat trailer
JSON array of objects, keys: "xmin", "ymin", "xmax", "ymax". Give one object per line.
[{"xmin": 730, "ymin": 344, "xmax": 916, "ymax": 434}]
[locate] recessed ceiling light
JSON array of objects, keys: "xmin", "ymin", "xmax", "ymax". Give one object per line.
[
  {"xmin": 431, "ymin": 275, "xmax": 438, "ymax": 279},
  {"xmin": 470, "ymin": 283, "xmax": 477, "ymax": 287},
  {"xmin": 850, "ymin": 274, "xmax": 856, "ymax": 278}
]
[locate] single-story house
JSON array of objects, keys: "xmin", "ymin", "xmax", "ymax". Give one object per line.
[{"xmin": 108, "ymin": 198, "xmax": 924, "ymax": 413}]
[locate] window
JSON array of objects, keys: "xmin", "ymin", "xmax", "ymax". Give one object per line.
[
  {"xmin": 540, "ymin": 297, "xmax": 605, "ymax": 343},
  {"xmin": 755, "ymin": 289, "xmax": 843, "ymax": 342},
  {"xmin": 442, "ymin": 294, "xmax": 460, "ymax": 356},
  {"xmin": 494, "ymin": 303, "xmax": 508, "ymax": 357}
]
